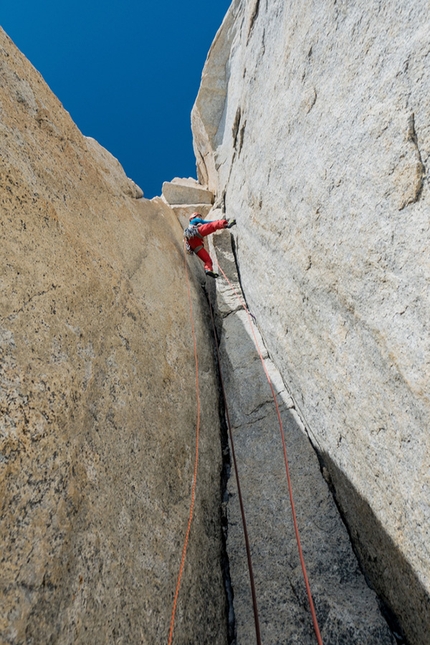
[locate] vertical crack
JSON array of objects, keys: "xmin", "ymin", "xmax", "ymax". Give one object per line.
[{"xmin": 202, "ymin": 286, "xmax": 236, "ymax": 644}]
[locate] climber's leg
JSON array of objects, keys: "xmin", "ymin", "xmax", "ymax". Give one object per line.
[
  {"xmin": 197, "ymin": 220, "xmax": 228, "ymax": 237},
  {"xmin": 196, "ymin": 247, "xmax": 213, "ymax": 272}
]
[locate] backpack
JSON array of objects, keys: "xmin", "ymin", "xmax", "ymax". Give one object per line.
[{"xmin": 184, "ymin": 225, "xmax": 203, "ymax": 255}]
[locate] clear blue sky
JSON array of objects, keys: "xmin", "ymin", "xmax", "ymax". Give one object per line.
[{"xmin": 2, "ymin": 1, "xmax": 231, "ymax": 198}]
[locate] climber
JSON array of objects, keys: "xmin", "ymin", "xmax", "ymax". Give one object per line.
[
  {"xmin": 188, "ymin": 212, "xmax": 214, "ymax": 226},
  {"xmin": 184, "ymin": 217, "xmax": 236, "ymax": 278}
]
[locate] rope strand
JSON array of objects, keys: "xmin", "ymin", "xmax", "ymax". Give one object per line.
[
  {"xmin": 208, "ymin": 297, "xmax": 262, "ymax": 645},
  {"xmin": 216, "ymin": 262, "xmax": 323, "ymax": 645},
  {"xmin": 168, "ymin": 236, "xmax": 323, "ymax": 645}
]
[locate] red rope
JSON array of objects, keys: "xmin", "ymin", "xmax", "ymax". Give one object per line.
[
  {"xmin": 216, "ymin": 262, "xmax": 324, "ymax": 645},
  {"xmin": 208, "ymin": 298, "xmax": 262, "ymax": 645},
  {"xmin": 167, "ymin": 247, "xmax": 202, "ymax": 645}
]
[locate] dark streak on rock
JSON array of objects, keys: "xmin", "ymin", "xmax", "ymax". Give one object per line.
[
  {"xmin": 247, "ymin": 0, "xmax": 261, "ymax": 44},
  {"xmin": 239, "ymin": 122, "xmax": 246, "ymax": 155},
  {"xmin": 232, "ymin": 107, "xmax": 242, "ymax": 151},
  {"xmin": 400, "ymin": 113, "xmax": 426, "ymax": 209}
]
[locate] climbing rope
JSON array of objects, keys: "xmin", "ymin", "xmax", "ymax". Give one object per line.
[
  {"xmin": 167, "ymin": 247, "xmax": 202, "ymax": 645},
  {"xmin": 168, "ymin": 236, "xmax": 323, "ymax": 644},
  {"xmin": 216, "ymin": 262, "xmax": 324, "ymax": 645},
  {"xmin": 208, "ymin": 298, "xmax": 262, "ymax": 645}
]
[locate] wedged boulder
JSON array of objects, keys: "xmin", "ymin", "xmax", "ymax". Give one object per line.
[
  {"xmin": 169, "ymin": 203, "xmax": 213, "ymax": 228},
  {"xmin": 0, "ymin": 27, "xmax": 227, "ymax": 645},
  {"xmin": 162, "ymin": 176, "xmax": 214, "ymax": 205}
]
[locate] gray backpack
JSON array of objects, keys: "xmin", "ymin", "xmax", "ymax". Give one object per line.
[{"xmin": 184, "ymin": 225, "xmax": 203, "ymax": 255}]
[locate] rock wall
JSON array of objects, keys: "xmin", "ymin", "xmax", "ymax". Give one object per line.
[
  {"xmin": 0, "ymin": 29, "xmax": 227, "ymax": 644},
  {"xmin": 192, "ymin": 1, "xmax": 430, "ymax": 643},
  {"xmin": 208, "ymin": 226, "xmax": 395, "ymax": 644}
]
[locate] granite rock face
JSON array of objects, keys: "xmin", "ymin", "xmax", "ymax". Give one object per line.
[
  {"xmin": 162, "ymin": 177, "xmax": 215, "ymax": 228},
  {"xmin": 162, "ymin": 177, "xmax": 214, "ymax": 205},
  {"xmin": 0, "ymin": 28, "xmax": 226, "ymax": 645},
  {"xmin": 208, "ymin": 229, "xmax": 395, "ymax": 645},
  {"xmin": 193, "ymin": 1, "xmax": 430, "ymax": 643}
]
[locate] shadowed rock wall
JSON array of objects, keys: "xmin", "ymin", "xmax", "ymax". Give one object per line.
[
  {"xmin": 0, "ymin": 28, "xmax": 227, "ymax": 645},
  {"xmin": 192, "ymin": 1, "xmax": 430, "ymax": 643}
]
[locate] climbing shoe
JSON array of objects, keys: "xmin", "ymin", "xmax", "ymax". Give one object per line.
[
  {"xmin": 205, "ymin": 270, "xmax": 219, "ymax": 279},
  {"xmin": 226, "ymin": 218, "xmax": 236, "ymax": 228}
]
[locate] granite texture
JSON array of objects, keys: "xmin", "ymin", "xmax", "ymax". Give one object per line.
[
  {"xmin": 162, "ymin": 177, "xmax": 214, "ymax": 205},
  {"xmin": 209, "ymin": 228, "xmax": 395, "ymax": 645},
  {"xmin": 161, "ymin": 177, "xmax": 216, "ymax": 229},
  {"xmin": 0, "ymin": 28, "xmax": 227, "ymax": 645},
  {"xmin": 192, "ymin": 2, "xmax": 430, "ymax": 643}
]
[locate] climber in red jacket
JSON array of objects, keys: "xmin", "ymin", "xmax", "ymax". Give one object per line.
[{"xmin": 184, "ymin": 215, "xmax": 236, "ymax": 278}]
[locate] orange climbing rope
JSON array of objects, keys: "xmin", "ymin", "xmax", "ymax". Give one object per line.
[
  {"xmin": 168, "ymin": 236, "xmax": 323, "ymax": 644},
  {"xmin": 208, "ymin": 298, "xmax": 262, "ymax": 645},
  {"xmin": 167, "ymin": 247, "xmax": 202, "ymax": 645},
  {"xmin": 216, "ymin": 262, "xmax": 324, "ymax": 645}
]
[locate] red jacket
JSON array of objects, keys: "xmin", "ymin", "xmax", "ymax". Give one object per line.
[{"xmin": 186, "ymin": 220, "xmax": 228, "ymax": 250}]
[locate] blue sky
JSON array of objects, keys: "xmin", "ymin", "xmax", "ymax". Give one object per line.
[{"xmin": 2, "ymin": 1, "xmax": 231, "ymax": 198}]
